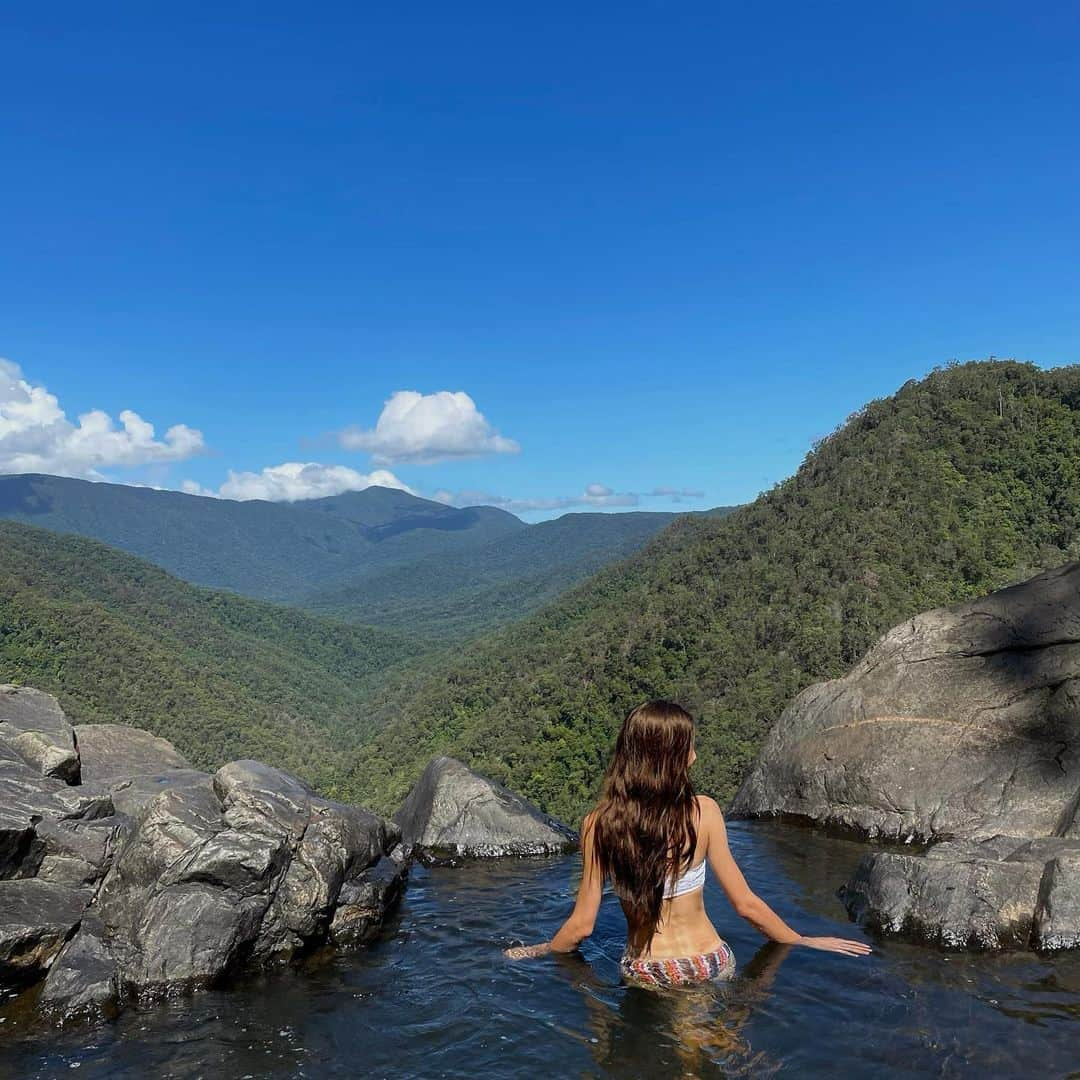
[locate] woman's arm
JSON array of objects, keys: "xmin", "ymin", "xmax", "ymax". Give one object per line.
[
  {"xmin": 700, "ymin": 796, "xmax": 872, "ymax": 956},
  {"xmin": 504, "ymin": 812, "xmax": 604, "ymax": 959}
]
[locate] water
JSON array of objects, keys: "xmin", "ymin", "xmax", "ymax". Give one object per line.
[{"xmin": 3, "ymin": 821, "xmax": 1078, "ymax": 1078}]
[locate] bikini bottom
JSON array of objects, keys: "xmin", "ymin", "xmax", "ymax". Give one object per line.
[{"xmin": 619, "ymin": 940, "xmax": 736, "ymax": 989}]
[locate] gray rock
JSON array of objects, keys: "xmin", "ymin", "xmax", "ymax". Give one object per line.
[
  {"xmin": 1034, "ymin": 854, "xmax": 1080, "ymax": 950},
  {"xmin": 730, "ymin": 562, "xmax": 1080, "ymax": 951},
  {"xmin": 0, "ymin": 879, "xmax": 89, "ymax": 981},
  {"xmin": 394, "ymin": 756, "xmax": 578, "ymax": 861},
  {"xmin": 0, "ymin": 758, "xmax": 113, "ymax": 878},
  {"xmin": 0, "ymin": 685, "xmax": 80, "ymax": 783},
  {"xmin": 840, "ymin": 851, "xmax": 1045, "ymax": 949},
  {"xmin": 74, "ymin": 723, "xmax": 191, "ymax": 783},
  {"xmin": 0, "ymin": 687, "xmax": 406, "ymax": 1016},
  {"xmin": 107, "ymin": 769, "xmax": 214, "ymax": 817},
  {"xmin": 731, "ymin": 561, "xmax": 1080, "ymax": 842},
  {"xmin": 39, "ymin": 916, "xmax": 117, "ymax": 1016}
]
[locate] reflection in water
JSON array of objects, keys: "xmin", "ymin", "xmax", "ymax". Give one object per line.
[
  {"xmin": 2, "ymin": 820, "xmax": 1078, "ymax": 1078},
  {"xmin": 554, "ymin": 942, "xmax": 792, "ymax": 1077}
]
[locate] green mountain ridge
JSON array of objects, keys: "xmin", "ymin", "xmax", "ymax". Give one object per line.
[
  {"xmin": 345, "ymin": 360, "xmax": 1080, "ymax": 822},
  {"xmin": 0, "ymin": 475, "xmax": 524, "ymax": 603},
  {"xmin": 0, "ymin": 521, "xmax": 425, "ymax": 798},
  {"xmin": 0, "ymin": 475, "xmax": 703, "ymax": 640},
  {"xmin": 305, "ymin": 509, "xmax": 738, "ymax": 639}
]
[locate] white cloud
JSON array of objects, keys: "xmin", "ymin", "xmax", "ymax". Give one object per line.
[
  {"xmin": 339, "ymin": 390, "xmax": 520, "ymax": 465},
  {"xmin": 436, "ymin": 484, "xmax": 639, "ymax": 513},
  {"xmin": 435, "ymin": 481, "xmax": 706, "ymax": 513},
  {"xmin": 183, "ymin": 462, "xmax": 414, "ymax": 502},
  {"xmin": 0, "ymin": 359, "xmax": 205, "ymax": 478}
]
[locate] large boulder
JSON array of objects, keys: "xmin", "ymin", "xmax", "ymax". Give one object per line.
[
  {"xmin": 730, "ymin": 562, "xmax": 1080, "ymax": 950},
  {"xmin": 0, "ymin": 685, "xmax": 80, "ymax": 783},
  {"xmin": 0, "ymin": 687, "xmax": 407, "ymax": 1019},
  {"xmin": 395, "ymin": 756, "xmax": 578, "ymax": 862}
]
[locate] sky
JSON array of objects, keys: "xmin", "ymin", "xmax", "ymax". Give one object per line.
[{"xmin": 2, "ymin": 2, "xmax": 1077, "ymax": 520}]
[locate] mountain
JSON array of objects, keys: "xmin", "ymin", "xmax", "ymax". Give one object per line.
[
  {"xmin": 304, "ymin": 509, "xmax": 736, "ymax": 639},
  {"xmin": 0, "ymin": 520, "xmax": 425, "ymax": 799},
  {"xmin": 0, "ymin": 476, "xmax": 524, "ymax": 603},
  {"xmin": 345, "ymin": 360, "xmax": 1080, "ymax": 822},
  {"xmin": 0, "ymin": 475, "xmax": 723, "ymax": 640}
]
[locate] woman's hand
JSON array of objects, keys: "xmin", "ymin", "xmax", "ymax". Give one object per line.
[
  {"xmin": 798, "ymin": 935, "xmax": 873, "ymax": 956},
  {"xmin": 503, "ymin": 942, "xmax": 552, "ymax": 959}
]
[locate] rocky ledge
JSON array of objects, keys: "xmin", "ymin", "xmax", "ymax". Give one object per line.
[
  {"xmin": 0, "ymin": 686, "xmax": 407, "ymax": 1018},
  {"xmin": 394, "ymin": 756, "xmax": 579, "ymax": 863},
  {"xmin": 730, "ymin": 561, "xmax": 1080, "ymax": 951}
]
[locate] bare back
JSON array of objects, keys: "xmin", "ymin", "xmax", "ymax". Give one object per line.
[{"xmin": 617, "ymin": 794, "xmax": 729, "ymax": 960}]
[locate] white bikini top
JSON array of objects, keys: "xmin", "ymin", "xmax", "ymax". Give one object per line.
[{"xmin": 663, "ymin": 857, "xmax": 707, "ymax": 899}]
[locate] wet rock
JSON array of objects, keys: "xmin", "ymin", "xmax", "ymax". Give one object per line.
[
  {"xmin": 1034, "ymin": 854, "xmax": 1080, "ymax": 950},
  {"xmin": 0, "ymin": 880, "xmax": 89, "ymax": 981},
  {"xmin": 39, "ymin": 916, "xmax": 117, "ymax": 1017},
  {"xmin": 394, "ymin": 756, "xmax": 578, "ymax": 861},
  {"xmin": 0, "ymin": 685, "xmax": 80, "ymax": 783},
  {"xmin": 330, "ymin": 845, "xmax": 409, "ymax": 948},
  {"xmin": 840, "ymin": 850, "xmax": 1045, "ymax": 949}
]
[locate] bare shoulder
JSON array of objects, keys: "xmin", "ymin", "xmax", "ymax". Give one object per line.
[{"xmin": 693, "ymin": 795, "xmax": 728, "ymax": 837}]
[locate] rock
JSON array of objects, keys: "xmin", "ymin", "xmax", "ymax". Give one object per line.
[
  {"xmin": 840, "ymin": 850, "xmax": 1045, "ymax": 949},
  {"xmin": 0, "ymin": 688, "xmax": 406, "ymax": 1016},
  {"xmin": 91, "ymin": 759, "xmax": 404, "ymax": 998},
  {"xmin": 107, "ymin": 769, "xmax": 215, "ymax": 817},
  {"xmin": 0, "ymin": 879, "xmax": 89, "ymax": 982},
  {"xmin": 0, "ymin": 685, "xmax": 80, "ymax": 783},
  {"xmin": 1034, "ymin": 854, "xmax": 1080, "ymax": 950},
  {"xmin": 0, "ymin": 758, "xmax": 113, "ymax": 879},
  {"xmin": 731, "ymin": 562, "xmax": 1080, "ymax": 841},
  {"xmin": 394, "ymin": 756, "xmax": 579, "ymax": 861},
  {"xmin": 39, "ymin": 916, "xmax": 117, "ymax": 1016},
  {"xmin": 729, "ymin": 563, "xmax": 1080, "ymax": 951},
  {"xmin": 74, "ymin": 723, "xmax": 190, "ymax": 782},
  {"xmin": 330, "ymin": 845, "xmax": 409, "ymax": 948}
]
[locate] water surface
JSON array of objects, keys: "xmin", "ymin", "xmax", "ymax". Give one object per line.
[{"xmin": 3, "ymin": 821, "xmax": 1078, "ymax": 1078}]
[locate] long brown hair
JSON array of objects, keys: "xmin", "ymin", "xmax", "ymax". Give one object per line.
[{"xmin": 590, "ymin": 700, "xmax": 699, "ymax": 953}]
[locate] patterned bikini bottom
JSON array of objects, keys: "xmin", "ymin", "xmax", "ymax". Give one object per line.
[{"xmin": 619, "ymin": 940, "xmax": 736, "ymax": 989}]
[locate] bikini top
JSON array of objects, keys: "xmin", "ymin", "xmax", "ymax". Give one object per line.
[{"xmin": 663, "ymin": 857, "xmax": 707, "ymax": 899}]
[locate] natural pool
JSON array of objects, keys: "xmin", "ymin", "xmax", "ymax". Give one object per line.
[{"xmin": 3, "ymin": 820, "xmax": 1078, "ymax": 1078}]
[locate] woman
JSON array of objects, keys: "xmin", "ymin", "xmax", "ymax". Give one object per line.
[{"xmin": 504, "ymin": 700, "xmax": 872, "ymax": 988}]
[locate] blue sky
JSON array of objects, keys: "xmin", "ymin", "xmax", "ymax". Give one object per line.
[{"xmin": 2, "ymin": 2, "xmax": 1077, "ymax": 520}]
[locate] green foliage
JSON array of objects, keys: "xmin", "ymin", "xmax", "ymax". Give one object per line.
[
  {"xmin": 0, "ymin": 523, "xmax": 425, "ymax": 800},
  {"xmin": 303, "ymin": 510, "xmax": 727, "ymax": 639},
  {"xmin": 347, "ymin": 361, "xmax": 1080, "ymax": 822}
]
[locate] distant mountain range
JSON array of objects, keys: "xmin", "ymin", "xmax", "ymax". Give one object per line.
[{"xmin": 0, "ymin": 474, "xmax": 733, "ymax": 639}]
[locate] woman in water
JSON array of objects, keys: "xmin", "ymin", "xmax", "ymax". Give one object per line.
[{"xmin": 504, "ymin": 700, "xmax": 872, "ymax": 987}]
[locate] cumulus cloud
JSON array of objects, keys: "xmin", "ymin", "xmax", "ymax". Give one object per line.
[
  {"xmin": 183, "ymin": 462, "xmax": 414, "ymax": 502},
  {"xmin": 338, "ymin": 390, "xmax": 520, "ymax": 465},
  {"xmin": 433, "ymin": 481, "xmax": 706, "ymax": 513},
  {"xmin": 0, "ymin": 359, "xmax": 205, "ymax": 478}
]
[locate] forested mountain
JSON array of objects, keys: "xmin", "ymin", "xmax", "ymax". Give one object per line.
[
  {"xmin": 0, "ymin": 475, "xmax": 702, "ymax": 640},
  {"xmin": 0, "ymin": 476, "xmax": 523, "ymax": 602},
  {"xmin": 346, "ymin": 360, "xmax": 1080, "ymax": 822},
  {"xmin": 304, "ymin": 509, "xmax": 733, "ymax": 639},
  {"xmin": 0, "ymin": 521, "xmax": 424, "ymax": 798}
]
